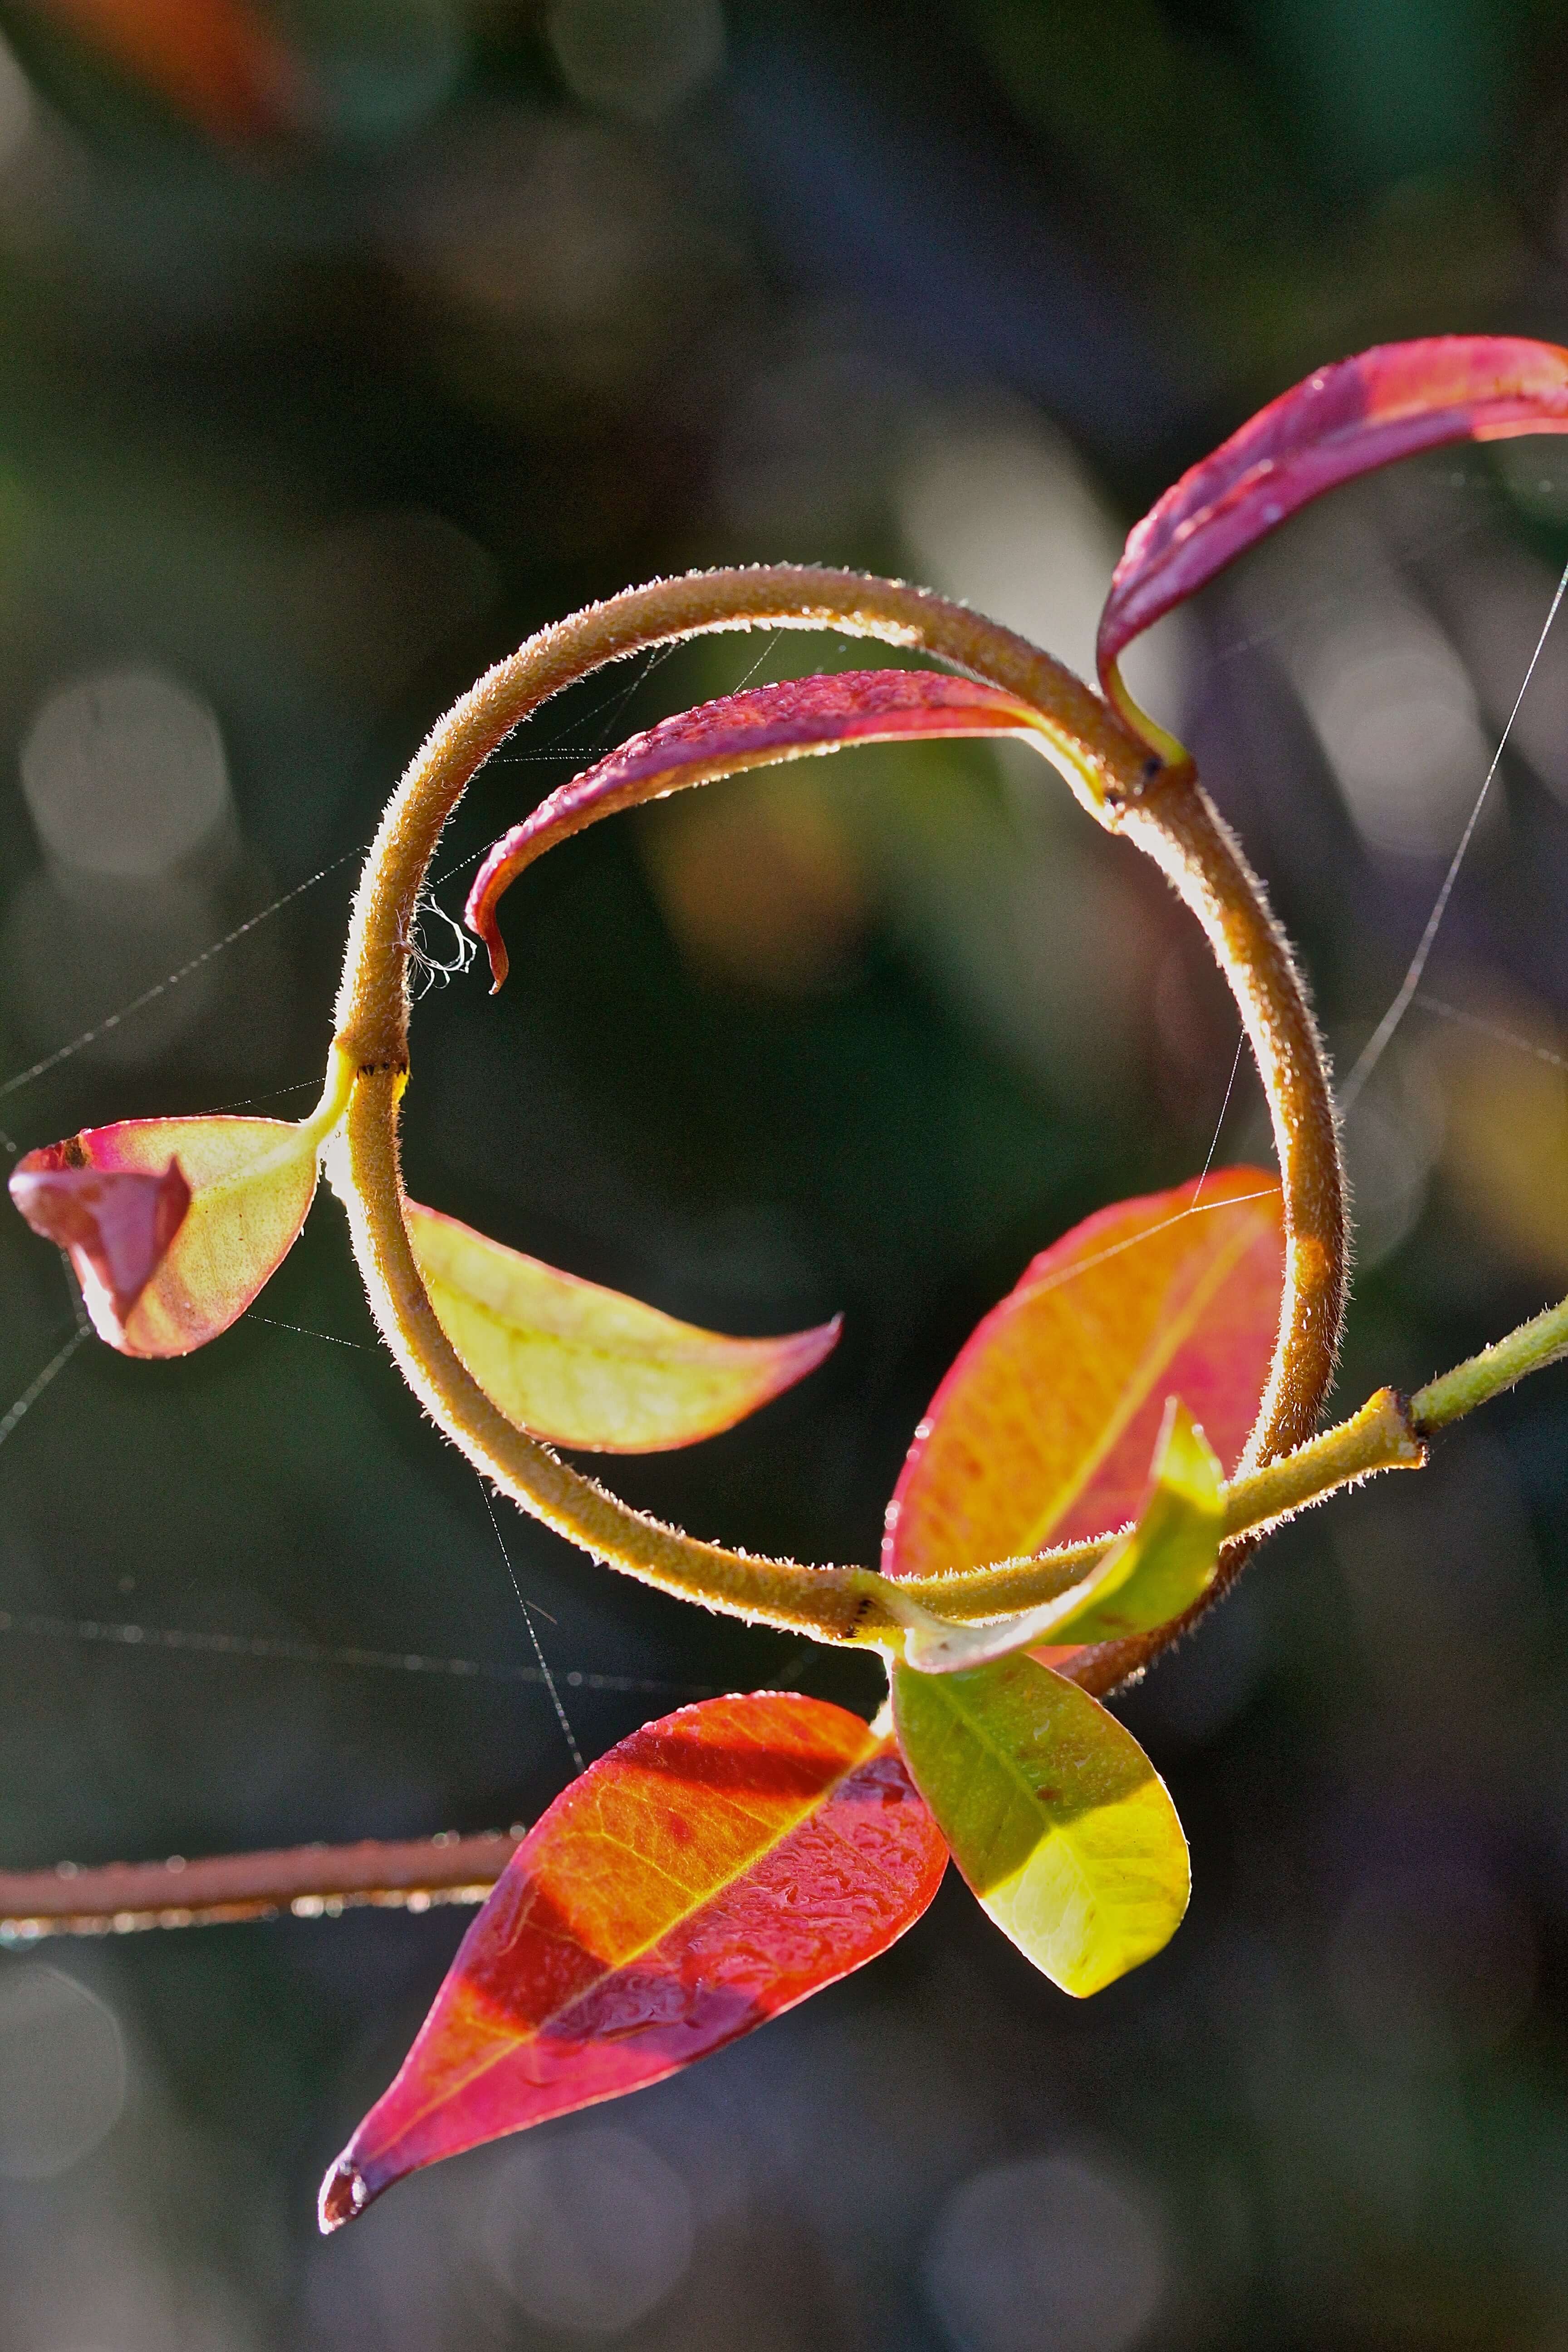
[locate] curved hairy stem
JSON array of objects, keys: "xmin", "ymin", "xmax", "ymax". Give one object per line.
[
  {"xmin": 1073, "ymin": 774, "xmax": 1348, "ymax": 1694},
  {"xmin": 891, "ymin": 1389, "xmax": 1421, "ymax": 1624},
  {"xmin": 330, "ymin": 564, "xmax": 1348, "ymax": 1681},
  {"xmin": 330, "ymin": 1072, "xmax": 878, "ymax": 1639}
]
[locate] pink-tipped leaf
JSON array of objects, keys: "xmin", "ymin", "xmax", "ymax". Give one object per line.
[
  {"xmin": 466, "ymin": 668, "xmax": 1047, "ymax": 988},
  {"xmin": 9, "ymin": 1115, "xmax": 319, "ymax": 1357},
  {"xmin": 318, "ymin": 1692, "xmax": 947, "ymax": 2227},
  {"xmin": 1099, "ymin": 335, "xmax": 1568, "ymax": 707},
  {"xmin": 882, "ymin": 1171, "xmax": 1283, "ymax": 1641},
  {"xmin": 407, "ymin": 1200, "xmax": 839, "ymax": 1451}
]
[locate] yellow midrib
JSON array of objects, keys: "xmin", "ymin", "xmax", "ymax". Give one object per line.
[
  {"xmin": 908, "ymin": 1670, "xmax": 1104, "ymax": 1921},
  {"xmin": 378, "ymin": 1728, "xmax": 890, "ymax": 2149},
  {"xmin": 1011, "ymin": 1211, "xmax": 1267, "ymax": 1560}
]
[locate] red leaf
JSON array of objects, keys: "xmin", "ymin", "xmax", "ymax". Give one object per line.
[
  {"xmin": 9, "ymin": 1114, "xmax": 318, "ymax": 1356},
  {"xmin": 1098, "ymin": 335, "xmax": 1568, "ymax": 691},
  {"xmin": 882, "ymin": 1171, "xmax": 1283, "ymax": 1609},
  {"xmin": 466, "ymin": 668, "xmax": 1044, "ymax": 988},
  {"xmin": 318, "ymin": 1693, "xmax": 946, "ymax": 2227}
]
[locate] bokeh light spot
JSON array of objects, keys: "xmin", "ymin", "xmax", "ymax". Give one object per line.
[
  {"xmin": 548, "ymin": 0, "xmax": 725, "ymax": 120},
  {"xmin": 925, "ymin": 2147, "xmax": 1166, "ymax": 2352},
  {"xmin": 477, "ymin": 2122, "xmax": 695, "ymax": 2334},
  {"xmin": 0, "ymin": 1963, "xmax": 127, "ymax": 2181},
  {"xmin": 20, "ymin": 668, "xmax": 231, "ymax": 883}
]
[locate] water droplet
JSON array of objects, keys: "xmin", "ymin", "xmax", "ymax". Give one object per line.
[{"xmin": 318, "ymin": 2156, "xmax": 370, "ymax": 2233}]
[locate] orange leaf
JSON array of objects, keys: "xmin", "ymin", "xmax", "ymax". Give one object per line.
[
  {"xmin": 9, "ymin": 1114, "xmax": 318, "ymax": 1356},
  {"xmin": 407, "ymin": 1199, "xmax": 840, "ymax": 1451},
  {"xmin": 318, "ymin": 1693, "xmax": 947, "ymax": 2227},
  {"xmin": 882, "ymin": 1170, "xmax": 1283, "ymax": 1595}
]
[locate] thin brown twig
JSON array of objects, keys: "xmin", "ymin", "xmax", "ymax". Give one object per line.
[{"xmin": 0, "ymin": 1832, "xmax": 521, "ymax": 1941}]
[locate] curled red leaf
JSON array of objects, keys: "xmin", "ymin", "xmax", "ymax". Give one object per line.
[
  {"xmin": 1098, "ymin": 335, "xmax": 1568, "ymax": 694},
  {"xmin": 10, "ymin": 1147, "xmax": 191, "ymax": 1332},
  {"xmin": 319, "ymin": 1692, "xmax": 947, "ymax": 2227},
  {"xmin": 8, "ymin": 1114, "xmax": 319, "ymax": 1357},
  {"xmin": 466, "ymin": 668, "xmax": 1044, "ymax": 988}
]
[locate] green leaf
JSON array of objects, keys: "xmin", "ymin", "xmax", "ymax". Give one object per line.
[
  {"xmin": 892, "ymin": 1652, "xmax": 1189, "ymax": 1996},
  {"xmin": 896, "ymin": 1398, "xmax": 1225, "ymax": 1673}
]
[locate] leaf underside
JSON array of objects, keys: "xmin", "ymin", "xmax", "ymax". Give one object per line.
[
  {"xmin": 1099, "ymin": 334, "xmax": 1568, "ymax": 683},
  {"xmin": 466, "ymin": 668, "xmax": 1046, "ymax": 987}
]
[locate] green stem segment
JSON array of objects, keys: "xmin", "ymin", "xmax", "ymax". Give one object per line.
[
  {"xmin": 1411, "ymin": 1301, "xmax": 1568, "ymax": 1431},
  {"xmin": 328, "ymin": 564, "xmax": 1349, "ymax": 1676}
]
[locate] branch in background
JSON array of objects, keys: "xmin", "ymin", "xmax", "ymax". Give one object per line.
[{"xmin": 0, "ymin": 1830, "xmax": 521, "ymax": 1940}]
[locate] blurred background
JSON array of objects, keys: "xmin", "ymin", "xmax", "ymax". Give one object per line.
[{"xmin": 5, "ymin": 0, "xmax": 1568, "ymax": 2344}]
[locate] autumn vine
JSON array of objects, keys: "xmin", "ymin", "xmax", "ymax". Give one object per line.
[{"xmin": 8, "ymin": 333, "xmax": 1568, "ymax": 2234}]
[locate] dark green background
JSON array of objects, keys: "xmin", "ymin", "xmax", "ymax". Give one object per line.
[{"xmin": 5, "ymin": 2, "xmax": 1568, "ymax": 2345}]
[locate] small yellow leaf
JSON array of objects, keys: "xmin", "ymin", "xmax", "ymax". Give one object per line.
[
  {"xmin": 407, "ymin": 1201, "xmax": 840, "ymax": 1452},
  {"xmin": 897, "ymin": 1396, "xmax": 1224, "ymax": 1672}
]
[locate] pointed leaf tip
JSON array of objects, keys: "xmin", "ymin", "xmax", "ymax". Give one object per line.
[
  {"xmin": 318, "ymin": 2159, "xmax": 368, "ymax": 2234},
  {"xmin": 465, "ymin": 668, "xmax": 1044, "ymax": 988},
  {"xmin": 1099, "ymin": 335, "xmax": 1568, "ymax": 691},
  {"xmin": 324, "ymin": 1693, "xmax": 946, "ymax": 2214},
  {"xmin": 9, "ymin": 1115, "xmax": 320, "ymax": 1356},
  {"xmin": 408, "ymin": 1200, "xmax": 841, "ymax": 1450}
]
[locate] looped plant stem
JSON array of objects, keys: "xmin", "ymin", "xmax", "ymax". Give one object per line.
[{"xmin": 328, "ymin": 565, "xmax": 1348, "ymax": 1681}]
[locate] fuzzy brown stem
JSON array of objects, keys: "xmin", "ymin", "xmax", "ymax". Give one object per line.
[{"xmin": 1067, "ymin": 770, "xmax": 1348, "ymax": 1695}]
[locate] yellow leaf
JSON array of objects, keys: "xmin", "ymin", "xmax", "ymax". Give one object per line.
[{"xmin": 407, "ymin": 1201, "xmax": 840, "ymax": 1452}]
